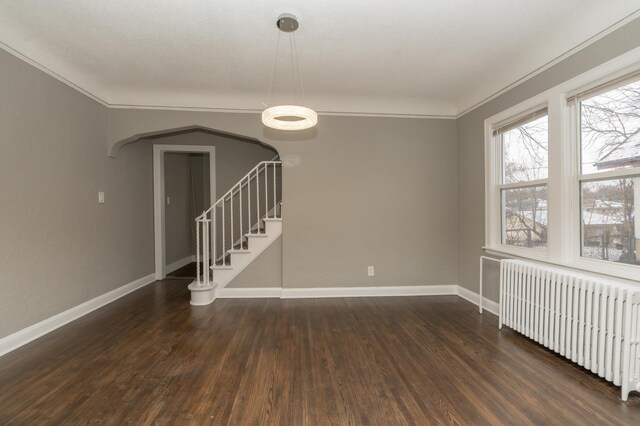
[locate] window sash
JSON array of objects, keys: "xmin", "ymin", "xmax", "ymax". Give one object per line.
[
  {"xmin": 493, "ymin": 108, "xmax": 548, "ymax": 135},
  {"xmin": 575, "ymin": 75, "xmax": 640, "ymax": 181},
  {"xmin": 500, "ymin": 184, "xmax": 548, "ymax": 250},
  {"xmin": 577, "ymin": 175, "xmax": 639, "ymax": 266},
  {"xmin": 498, "ymin": 112, "xmax": 549, "ymax": 185},
  {"xmin": 567, "ymin": 69, "xmax": 640, "ymax": 105},
  {"xmin": 498, "ymin": 178, "xmax": 548, "ymax": 190}
]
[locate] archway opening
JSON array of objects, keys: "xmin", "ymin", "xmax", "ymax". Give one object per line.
[{"xmin": 125, "ymin": 127, "xmax": 281, "ymax": 282}]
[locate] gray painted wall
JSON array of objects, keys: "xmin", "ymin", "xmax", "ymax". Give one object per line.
[
  {"xmin": 0, "ymin": 48, "xmax": 154, "ymax": 338},
  {"xmin": 228, "ymin": 236, "xmax": 283, "ymax": 288},
  {"xmin": 108, "ymin": 111, "xmax": 460, "ymax": 289},
  {"xmin": 457, "ymin": 17, "xmax": 640, "ymax": 302},
  {"xmin": 280, "ymin": 116, "xmax": 458, "ymax": 288}
]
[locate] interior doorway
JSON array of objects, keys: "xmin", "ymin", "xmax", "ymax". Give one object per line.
[{"xmin": 153, "ymin": 145, "xmax": 216, "ymax": 280}]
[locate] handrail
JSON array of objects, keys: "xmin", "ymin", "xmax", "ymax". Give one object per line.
[
  {"xmin": 194, "ymin": 160, "xmax": 282, "ymax": 289},
  {"xmin": 196, "ymin": 160, "xmax": 281, "ymax": 220}
]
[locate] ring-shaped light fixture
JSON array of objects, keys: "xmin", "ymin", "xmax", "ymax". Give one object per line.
[{"xmin": 262, "ymin": 105, "xmax": 318, "ymax": 131}]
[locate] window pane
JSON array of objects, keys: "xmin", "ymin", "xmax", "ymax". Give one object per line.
[
  {"xmin": 581, "ymin": 177, "xmax": 639, "ymax": 265},
  {"xmin": 502, "ymin": 186, "xmax": 547, "ymax": 250},
  {"xmin": 581, "ymin": 79, "xmax": 640, "ymax": 174},
  {"xmin": 502, "ymin": 115, "xmax": 548, "ymax": 184}
]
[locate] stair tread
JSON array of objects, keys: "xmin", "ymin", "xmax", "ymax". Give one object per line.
[
  {"xmin": 211, "ymin": 265, "xmax": 233, "ymax": 270},
  {"xmin": 246, "ymin": 233, "xmax": 268, "ymax": 238}
]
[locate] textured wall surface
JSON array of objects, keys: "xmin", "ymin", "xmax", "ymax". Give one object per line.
[{"xmin": 457, "ymin": 17, "xmax": 640, "ymax": 302}]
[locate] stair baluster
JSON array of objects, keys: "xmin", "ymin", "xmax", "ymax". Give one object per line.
[{"xmin": 189, "ymin": 160, "xmax": 282, "ymax": 305}]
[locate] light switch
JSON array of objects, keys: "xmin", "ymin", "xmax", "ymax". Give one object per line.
[{"xmin": 98, "ymin": 191, "xmax": 105, "ymax": 204}]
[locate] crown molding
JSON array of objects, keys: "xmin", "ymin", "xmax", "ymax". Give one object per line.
[
  {"xmin": 454, "ymin": 8, "xmax": 640, "ymax": 118},
  {"xmin": 108, "ymin": 102, "xmax": 457, "ymax": 119},
  {"xmin": 0, "ymin": 40, "xmax": 108, "ymax": 107},
  {"xmin": 2, "ymin": 8, "xmax": 640, "ymax": 121}
]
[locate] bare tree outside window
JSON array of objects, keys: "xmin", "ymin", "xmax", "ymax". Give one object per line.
[
  {"xmin": 581, "ymin": 80, "xmax": 640, "ymax": 173},
  {"xmin": 501, "ymin": 116, "xmax": 548, "ymax": 249},
  {"xmin": 580, "ymin": 80, "xmax": 640, "ymax": 265}
]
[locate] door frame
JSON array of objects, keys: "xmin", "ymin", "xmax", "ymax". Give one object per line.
[{"xmin": 153, "ymin": 144, "xmax": 216, "ymax": 280}]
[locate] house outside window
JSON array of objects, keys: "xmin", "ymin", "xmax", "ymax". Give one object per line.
[{"xmin": 578, "ymin": 78, "xmax": 640, "ymax": 266}]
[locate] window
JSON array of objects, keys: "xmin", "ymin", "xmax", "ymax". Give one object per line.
[
  {"xmin": 484, "ymin": 50, "xmax": 640, "ymax": 281},
  {"xmin": 578, "ymin": 78, "xmax": 640, "ymax": 266},
  {"xmin": 496, "ymin": 112, "xmax": 549, "ymax": 250}
]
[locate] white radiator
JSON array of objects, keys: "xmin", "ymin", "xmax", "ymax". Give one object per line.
[{"xmin": 499, "ymin": 259, "xmax": 640, "ymax": 401}]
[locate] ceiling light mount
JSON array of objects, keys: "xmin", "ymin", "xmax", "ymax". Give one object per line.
[
  {"xmin": 276, "ymin": 13, "xmax": 299, "ymax": 33},
  {"xmin": 262, "ymin": 13, "xmax": 317, "ymax": 131}
]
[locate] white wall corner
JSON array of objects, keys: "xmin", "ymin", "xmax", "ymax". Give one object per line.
[{"xmin": 0, "ymin": 273, "xmax": 156, "ymax": 357}]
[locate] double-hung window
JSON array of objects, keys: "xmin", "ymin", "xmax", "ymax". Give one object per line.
[
  {"xmin": 573, "ymin": 75, "xmax": 640, "ymax": 267},
  {"xmin": 496, "ymin": 111, "xmax": 549, "ymax": 250},
  {"xmin": 485, "ymin": 49, "xmax": 640, "ymax": 281}
]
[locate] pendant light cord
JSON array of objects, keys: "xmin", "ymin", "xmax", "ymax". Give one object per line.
[
  {"xmin": 265, "ymin": 16, "xmax": 308, "ymax": 108},
  {"xmin": 266, "ymin": 30, "xmax": 282, "ymax": 107},
  {"xmin": 289, "ymin": 33, "xmax": 296, "ymax": 104},
  {"xmin": 292, "ymin": 32, "xmax": 306, "ymax": 106}
]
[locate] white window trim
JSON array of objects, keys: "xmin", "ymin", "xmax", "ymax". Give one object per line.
[{"xmin": 485, "ymin": 45, "xmax": 640, "ymax": 282}]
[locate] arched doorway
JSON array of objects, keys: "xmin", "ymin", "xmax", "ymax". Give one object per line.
[{"xmin": 130, "ymin": 127, "xmax": 280, "ymax": 282}]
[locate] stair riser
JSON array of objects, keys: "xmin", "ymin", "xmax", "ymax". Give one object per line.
[{"xmin": 211, "ymin": 219, "xmax": 282, "ymax": 288}]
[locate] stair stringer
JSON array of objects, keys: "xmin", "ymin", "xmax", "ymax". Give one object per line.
[{"xmin": 211, "ymin": 218, "xmax": 282, "ymax": 290}]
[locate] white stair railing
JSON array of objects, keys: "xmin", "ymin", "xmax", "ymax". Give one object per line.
[{"xmin": 193, "ymin": 161, "xmax": 282, "ymax": 288}]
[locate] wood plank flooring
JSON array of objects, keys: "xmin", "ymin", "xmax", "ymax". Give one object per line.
[{"xmin": 1, "ymin": 279, "xmax": 639, "ymax": 425}]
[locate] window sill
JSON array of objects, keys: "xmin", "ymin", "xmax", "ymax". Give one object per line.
[{"xmin": 483, "ymin": 246, "xmax": 640, "ymax": 284}]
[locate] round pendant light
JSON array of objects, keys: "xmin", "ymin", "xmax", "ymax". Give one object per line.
[
  {"xmin": 262, "ymin": 14, "xmax": 317, "ymax": 131},
  {"xmin": 262, "ymin": 105, "xmax": 318, "ymax": 131}
]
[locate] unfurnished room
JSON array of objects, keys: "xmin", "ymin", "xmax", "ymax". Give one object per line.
[{"xmin": 1, "ymin": 1, "xmax": 640, "ymax": 424}]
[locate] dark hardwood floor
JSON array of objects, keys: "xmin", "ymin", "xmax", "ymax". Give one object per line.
[{"xmin": 1, "ymin": 280, "xmax": 639, "ymax": 425}]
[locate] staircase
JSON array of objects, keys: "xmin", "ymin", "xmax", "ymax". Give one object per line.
[{"xmin": 188, "ymin": 160, "xmax": 282, "ymax": 305}]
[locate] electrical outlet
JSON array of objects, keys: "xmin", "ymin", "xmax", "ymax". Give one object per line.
[
  {"xmin": 166, "ymin": 196, "xmax": 171, "ymax": 205},
  {"xmin": 98, "ymin": 191, "xmax": 105, "ymax": 204},
  {"xmin": 368, "ymin": 266, "xmax": 374, "ymax": 277}
]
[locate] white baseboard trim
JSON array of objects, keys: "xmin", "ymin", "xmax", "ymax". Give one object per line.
[
  {"xmin": 280, "ymin": 285, "xmax": 458, "ymax": 299},
  {"xmin": 216, "ymin": 287, "xmax": 283, "ymax": 298},
  {"xmin": 456, "ymin": 286, "xmax": 500, "ymax": 316},
  {"xmin": 217, "ymin": 284, "xmax": 459, "ymax": 299},
  {"xmin": 166, "ymin": 255, "xmax": 195, "ymax": 274},
  {"xmin": 0, "ymin": 273, "xmax": 156, "ymax": 358}
]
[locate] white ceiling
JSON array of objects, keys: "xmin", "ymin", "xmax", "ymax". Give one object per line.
[{"xmin": 0, "ymin": 1, "xmax": 638, "ymax": 117}]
